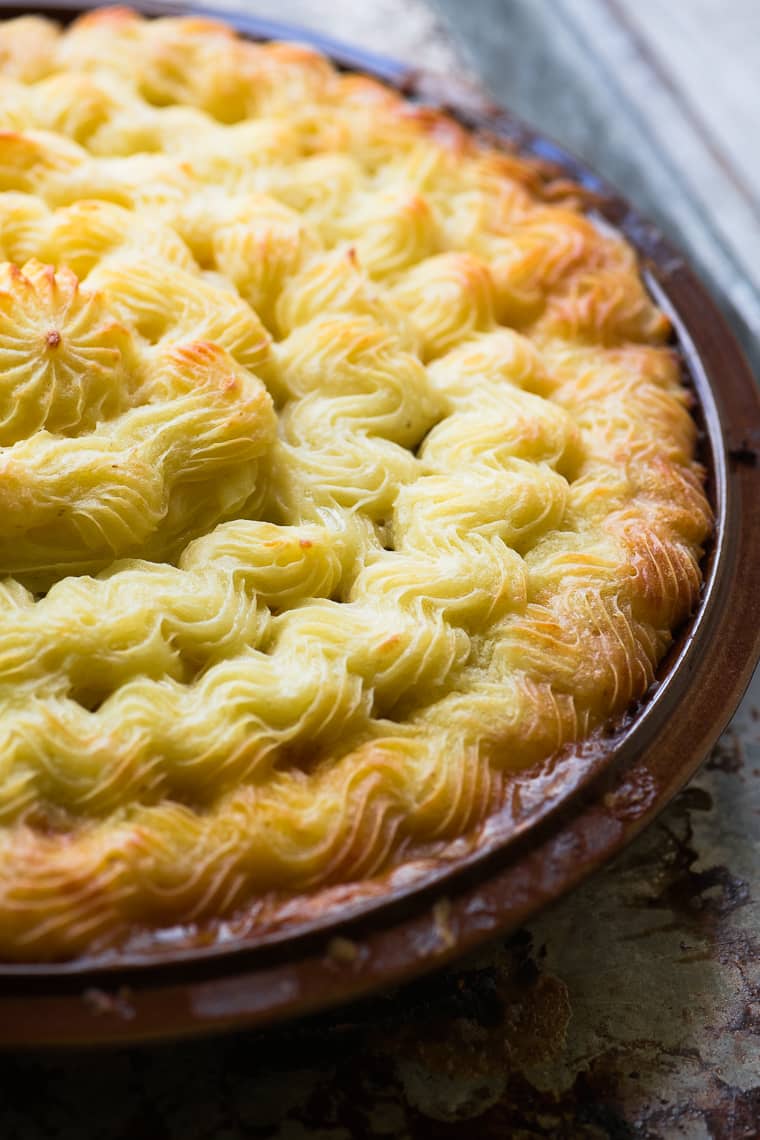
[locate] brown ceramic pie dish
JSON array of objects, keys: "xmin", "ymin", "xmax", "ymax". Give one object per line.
[{"xmin": 0, "ymin": 0, "xmax": 758, "ymax": 1046}]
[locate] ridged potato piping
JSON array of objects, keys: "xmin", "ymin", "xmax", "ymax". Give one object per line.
[{"xmin": 0, "ymin": 9, "xmax": 710, "ymax": 959}]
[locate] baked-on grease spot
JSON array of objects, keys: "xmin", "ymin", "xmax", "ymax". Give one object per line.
[
  {"xmin": 653, "ymin": 863, "xmax": 751, "ymax": 922},
  {"xmin": 706, "ymin": 731, "xmax": 744, "ymax": 773},
  {"xmin": 635, "ymin": 784, "xmax": 751, "ymax": 926}
]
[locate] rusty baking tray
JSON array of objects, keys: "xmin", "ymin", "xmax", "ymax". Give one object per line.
[{"xmin": 0, "ymin": 0, "xmax": 759, "ymax": 1047}]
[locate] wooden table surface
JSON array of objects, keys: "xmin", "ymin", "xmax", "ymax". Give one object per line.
[{"xmin": 4, "ymin": 4, "xmax": 759, "ymax": 1138}]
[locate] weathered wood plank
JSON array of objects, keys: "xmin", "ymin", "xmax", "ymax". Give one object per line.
[{"xmin": 614, "ymin": 0, "xmax": 760, "ymax": 209}]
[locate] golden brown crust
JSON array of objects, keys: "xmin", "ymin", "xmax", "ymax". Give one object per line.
[{"xmin": 0, "ymin": 10, "xmax": 710, "ymax": 960}]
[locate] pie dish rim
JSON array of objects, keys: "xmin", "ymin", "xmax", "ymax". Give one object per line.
[{"xmin": 0, "ymin": 0, "xmax": 757, "ymax": 1045}]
